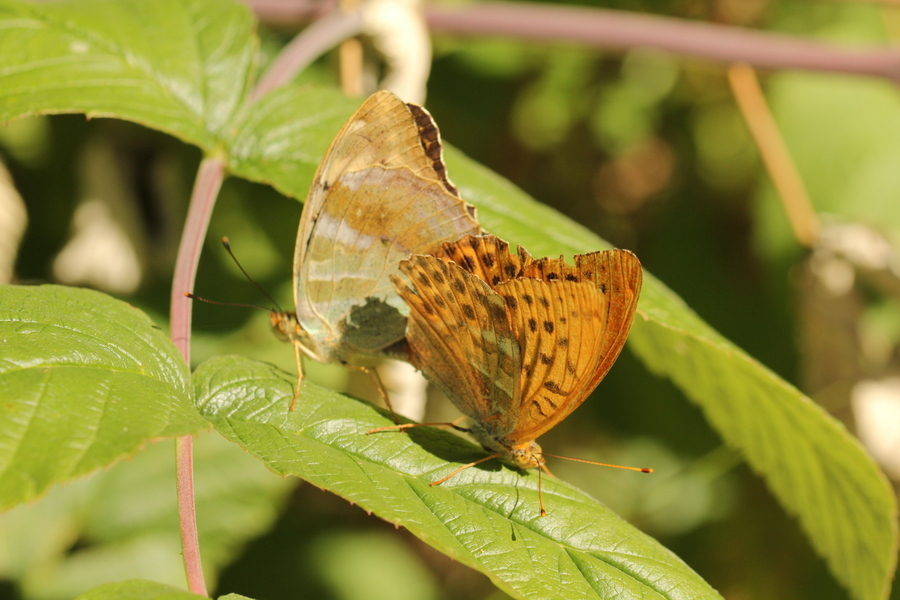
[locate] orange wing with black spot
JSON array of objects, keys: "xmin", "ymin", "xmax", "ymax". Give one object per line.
[
  {"xmin": 502, "ymin": 249, "xmax": 642, "ymax": 445},
  {"xmin": 430, "ymin": 234, "xmax": 533, "ymax": 289},
  {"xmin": 391, "ymin": 255, "xmax": 521, "ymax": 427}
]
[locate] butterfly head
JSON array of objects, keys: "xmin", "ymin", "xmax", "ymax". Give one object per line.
[
  {"xmin": 506, "ymin": 440, "xmax": 545, "ymax": 470},
  {"xmin": 270, "ymin": 310, "xmax": 321, "ymax": 359}
]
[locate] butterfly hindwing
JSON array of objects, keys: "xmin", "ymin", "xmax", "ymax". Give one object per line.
[
  {"xmin": 431, "ymin": 234, "xmax": 533, "ymax": 289},
  {"xmin": 392, "ymin": 256, "xmax": 520, "ymax": 429}
]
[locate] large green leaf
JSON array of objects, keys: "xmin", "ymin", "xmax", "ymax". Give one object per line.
[
  {"xmin": 0, "ymin": 430, "xmax": 291, "ymax": 599},
  {"xmin": 74, "ymin": 580, "xmax": 207, "ymax": 600},
  {"xmin": 193, "ymin": 355, "xmax": 723, "ymax": 600},
  {"xmin": 0, "ymin": 0, "xmax": 256, "ymax": 148},
  {"xmin": 0, "ymin": 285, "xmax": 204, "ymax": 509},
  {"xmin": 76, "ymin": 580, "xmax": 255, "ymax": 600}
]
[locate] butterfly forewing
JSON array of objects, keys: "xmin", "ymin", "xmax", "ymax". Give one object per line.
[
  {"xmin": 392, "ymin": 256, "xmax": 520, "ymax": 427},
  {"xmin": 573, "ymin": 249, "xmax": 643, "ymax": 393},
  {"xmin": 522, "ymin": 249, "xmax": 642, "ymax": 402},
  {"xmin": 292, "ymin": 91, "xmax": 481, "ymax": 361},
  {"xmin": 495, "ymin": 276, "xmax": 608, "ymax": 445}
]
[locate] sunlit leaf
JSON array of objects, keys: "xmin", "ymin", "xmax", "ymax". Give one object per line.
[
  {"xmin": 74, "ymin": 580, "xmax": 206, "ymax": 600},
  {"xmin": 194, "ymin": 355, "xmax": 723, "ymax": 600},
  {"xmin": 0, "ymin": 285, "xmax": 204, "ymax": 509},
  {"xmin": 0, "ymin": 0, "xmax": 256, "ymax": 147}
]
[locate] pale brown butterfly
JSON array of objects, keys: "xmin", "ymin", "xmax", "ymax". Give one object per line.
[
  {"xmin": 270, "ymin": 91, "xmax": 482, "ymax": 410},
  {"xmin": 388, "ymin": 234, "xmax": 646, "ymax": 514}
]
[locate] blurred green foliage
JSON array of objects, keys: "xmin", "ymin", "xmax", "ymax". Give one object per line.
[{"xmin": 2, "ymin": 0, "xmax": 900, "ymax": 599}]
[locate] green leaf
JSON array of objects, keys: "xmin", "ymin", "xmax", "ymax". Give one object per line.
[
  {"xmin": 0, "ymin": 430, "xmax": 290, "ymax": 598},
  {"xmin": 0, "ymin": 285, "xmax": 204, "ymax": 510},
  {"xmin": 194, "ymin": 355, "xmax": 723, "ymax": 600},
  {"xmin": 227, "ymin": 86, "xmax": 359, "ymax": 196},
  {"xmin": 0, "ymin": 0, "xmax": 256, "ymax": 148},
  {"xmin": 74, "ymin": 580, "xmax": 206, "ymax": 600}
]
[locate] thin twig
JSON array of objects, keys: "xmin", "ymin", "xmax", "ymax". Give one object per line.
[
  {"xmin": 170, "ymin": 156, "xmax": 225, "ymax": 596},
  {"xmin": 728, "ymin": 63, "xmax": 820, "ymax": 247},
  {"xmin": 251, "ymin": 9, "xmax": 363, "ymax": 102},
  {"xmin": 175, "ymin": 435, "xmax": 204, "ymax": 594},
  {"xmin": 247, "ymin": 0, "xmax": 900, "ymax": 85},
  {"xmin": 425, "ymin": 3, "xmax": 900, "ymax": 84}
]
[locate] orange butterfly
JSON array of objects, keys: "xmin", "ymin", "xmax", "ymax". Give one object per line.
[
  {"xmin": 270, "ymin": 91, "xmax": 482, "ymax": 410},
  {"xmin": 390, "ymin": 234, "xmax": 646, "ymax": 513}
]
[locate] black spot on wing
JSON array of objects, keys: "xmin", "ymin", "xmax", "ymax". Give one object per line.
[
  {"xmin": 543, "ymin": 381, "xmax": 565, "ymax": 395},
  {"xmin": 531, "ymin": 399, "xmax": 549, "ymax": 417}
]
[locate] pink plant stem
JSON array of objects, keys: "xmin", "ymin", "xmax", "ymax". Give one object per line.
[
  {"xmin": 171, "ymin": 7, "xmax": 364, "ymax": 594},
  {"xmin": 251, "ymin": 9, "xmax": 363, "ymax": 102},
  {"xmin": 424, "ymin": 3, "xmax": 900, "ymax": 83},
  {"xmin": 170, "ymin": 156, "xmax": 225, "ymax": 596},
  {"xmin": 246, "ymin": 0, "xmax": 900, "ymax": 84}
]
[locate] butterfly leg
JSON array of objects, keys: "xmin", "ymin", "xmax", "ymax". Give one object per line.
[
  {"xmin": 289, "ymin": 341, "xmax": 305, "ymax": 411},
  {"xmin": 431, "ymin": 452, "xmax": 500, "ymax": 486},
  {"xmin": 367, "ymin": 416, "xmax": 469, "ymax": 435},
  {"xmin": 354, "ymin": 365, "xmax": 401, "ymax": 424}
]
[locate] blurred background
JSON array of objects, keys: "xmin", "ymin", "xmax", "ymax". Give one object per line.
[{"xmin": 2, "ymin": 1, "xmax": 900, "ymax": 599}]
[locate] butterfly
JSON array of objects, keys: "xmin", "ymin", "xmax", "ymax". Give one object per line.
[
  {"xmin": 390, "ymin": 234, "xmax": 645, "ymax": 513},
  {"xmin": 270, "ymin": 91, "xmax": 482, "ymax": 410}
]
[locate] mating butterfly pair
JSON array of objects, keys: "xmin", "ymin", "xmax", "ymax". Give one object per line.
[{"xmin": 272, "ymin": 91, "xmax": 644, "ymax": 504}]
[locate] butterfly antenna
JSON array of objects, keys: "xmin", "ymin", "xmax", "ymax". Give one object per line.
[
  {"xmin": 220, "ymin": 237, "xmax": 283, "ymax": 312},
  {"xmin": 541, "ymin": 453, "xmax": 653, "ymax": 473},
  {"xmin": 184, "ymin": 292, "xmax": 271, "ymax": 312},
  {"xmin": 537, "ymin": 465, "xmax": 547, "ymax": 517}
]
